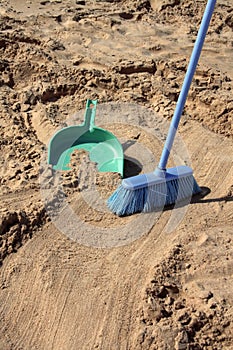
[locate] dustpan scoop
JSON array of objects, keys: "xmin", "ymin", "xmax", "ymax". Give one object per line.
[{"xmin": 47, "ymin": 99, "xmax": 124, "ymax": 175}]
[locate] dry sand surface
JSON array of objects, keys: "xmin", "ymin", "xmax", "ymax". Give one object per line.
[{"xmin": 0, "ymin": 0, "xmax": 233, "ymax": 349}]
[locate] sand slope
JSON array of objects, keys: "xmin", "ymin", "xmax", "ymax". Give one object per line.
[{"xmin": 0, "ymin": 0, "xmax": 233, "ymax": 349}]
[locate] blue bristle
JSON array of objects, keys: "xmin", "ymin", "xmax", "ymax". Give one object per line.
[{"xmin": 107, "ymin": 174, "xmax": 201, "ymax": 216}]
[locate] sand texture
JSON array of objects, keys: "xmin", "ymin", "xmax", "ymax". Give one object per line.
[{"xmin": 0, "ymin": 0, "xmax": 233, "ymax": 349}]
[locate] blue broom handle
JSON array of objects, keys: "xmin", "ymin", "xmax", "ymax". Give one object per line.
[{"xmin": 158, "ymin": 0, "xmax": 216, "ymax": 171}]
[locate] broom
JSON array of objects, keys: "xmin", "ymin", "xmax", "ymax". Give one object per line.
[{"xmin": 108, "ymin": 0, "xmax": 216, "ymax": 216}]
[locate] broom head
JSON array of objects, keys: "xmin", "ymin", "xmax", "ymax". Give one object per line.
[{"xmin": 107, "ymin": 165, "xmax": 201, "ymax": 216}]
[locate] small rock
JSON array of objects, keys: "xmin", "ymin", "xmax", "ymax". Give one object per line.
[
  {"xmin": 198, "ymin": 290, "xmax": 213, "ymax": 302},
  {"xmin": 12, "ymin": 102, "xmax": 21, "ymax": 112},
  {"xmin": 174, "ymin": 300, "xmax": 185, "ymax": 310},
  {"xmin": 175, "ymin": 330, "xmax": 189, "ymax": 350},
  {"xmin": 176, "ymin": 310, "xmax": 191, "ymax": 326},
  {"xmin": 165, "ymin": 296, "xmax": 174, "ymax": 306},
  {"xmin": 21, "ymin": 103, "xmax": 31, "ymax": 112}
]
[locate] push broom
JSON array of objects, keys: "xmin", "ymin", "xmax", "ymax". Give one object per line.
[{"xmin": 108, "ymin": 0, "xmax": 216, "ymax": 216}]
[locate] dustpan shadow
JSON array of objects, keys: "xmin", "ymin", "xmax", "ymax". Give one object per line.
[
  {"xmin": 122, "ymin": 140, "xmax": 143, "ymax": 178},
  {"xmin": 123, "ymin": 157, "xmax": 142, "ymax": 178}
]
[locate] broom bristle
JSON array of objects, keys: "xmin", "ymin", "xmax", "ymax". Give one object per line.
[{"xmin": 107, "ymin": 173, "xmax": 201, "ymax": 216}]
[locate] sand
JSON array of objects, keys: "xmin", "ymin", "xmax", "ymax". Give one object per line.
[{"xmin": 0, "ymin": 0, "xmax": 233, "ymax": 349}]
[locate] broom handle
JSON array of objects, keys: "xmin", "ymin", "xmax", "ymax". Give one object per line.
[{"xmin": 158, "ymin": 0, "xmax": 216, "ymax": 171}]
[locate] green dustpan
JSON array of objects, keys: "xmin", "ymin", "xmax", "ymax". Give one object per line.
[{"xmin": 47, "ymin": 99, "xmax": 124, "ymax": 176}]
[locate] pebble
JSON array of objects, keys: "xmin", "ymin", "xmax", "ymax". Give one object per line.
[{"xmin": 175, "ymin": 330, "xmax": 189, "ymax": 350}]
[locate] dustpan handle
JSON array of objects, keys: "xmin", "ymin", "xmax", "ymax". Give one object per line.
[
  {"xmin": 158, "ymin": 0, "xmax": 216, "ymax": 171},
  {"xmin": 84, "ymin": 99, "xmax": 98, "ymax": 132}
]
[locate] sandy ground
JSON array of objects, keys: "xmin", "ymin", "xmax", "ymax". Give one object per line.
[{"xmin": 0, "ymin": 0, "xmax": 233, "ymax": 349}]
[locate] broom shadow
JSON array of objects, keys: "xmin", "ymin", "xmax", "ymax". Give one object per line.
[
  {"xmin": 164, "ymin": 186, "xmax": 233, "ymax": 212},
  {"xmin": 191, "ymin": 187, "xmax": 233, "ymax": 204}
]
